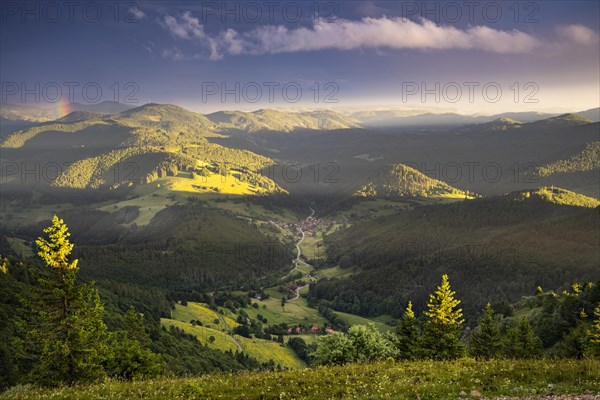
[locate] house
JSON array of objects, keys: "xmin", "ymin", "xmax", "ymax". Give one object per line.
[
  {"xmin": 325, "ymin": 328, "xmax": 335, "ymax": 334},
  {"xmin": 310, "ymin": 325, "xmax": 320, "ymax": 334}
]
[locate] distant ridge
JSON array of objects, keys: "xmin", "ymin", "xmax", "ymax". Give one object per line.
[{"xmin": 206, "ymin": 109, "xmax": 361, "ymax": 133}]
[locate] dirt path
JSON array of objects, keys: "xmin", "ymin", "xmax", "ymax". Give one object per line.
[
  {"xmin": 290, "ymin": 284, "xmax": 309, "ymax": 300},
  {"xmin": 215, "ymin": 310, "xmax": 243, "ymax": 352}
]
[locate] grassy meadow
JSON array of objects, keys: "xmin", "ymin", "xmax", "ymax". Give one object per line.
[{"xmin": 2, "ymin": 359, "xmax": 597, "ymax": 400}]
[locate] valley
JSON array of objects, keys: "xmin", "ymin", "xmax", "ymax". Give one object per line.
[
  {"xmin": 2, "ymin": 3, "xmax": 600, "ymax": 397},
  {"xmin": 1, "ymin": 103, "xmax": 599, "ymax": 397}
]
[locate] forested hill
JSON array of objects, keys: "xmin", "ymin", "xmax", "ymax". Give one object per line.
[
  {"xmin": 311, "ymin": 188, "xmax": 600, "ymax": 320},
  {"xmin": 355, "ymin": 163, "xmax": 470, "ymax": 199}
]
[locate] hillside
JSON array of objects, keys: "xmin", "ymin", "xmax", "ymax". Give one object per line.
[
  {"xmin": 355, "ymin": 163, "xmax": 469, "ymax": 199},
  {"xmin": 506, "ymin": 187, "xmax": 600, "ymax": 208},
  {"xmin": 537, "ymin": 142, "xmax": 600, "ymax": 176},
  {"xmin": 0, "ymin": 104, "xmax": 286, "ymax": 193},
  {"xmin": 69, "ymin": 204, "xmax": 293, "ymax": 293},
  {"xmin": 312, "ymin": 189, "xmax": 600, "ymax": 319}
]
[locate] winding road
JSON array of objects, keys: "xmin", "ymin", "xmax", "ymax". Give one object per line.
[
  {"xmin": 215, "ymin": 309, "xmax": 243, "ymax": 351},
  {"xmin": 283, "ymin": 207, "xmax": 315, "ymax": 301}
]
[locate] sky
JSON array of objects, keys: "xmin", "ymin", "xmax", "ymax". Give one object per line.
[{"xmin": 1, "ymin": 0, "xmax": 599, "ymax": 114}]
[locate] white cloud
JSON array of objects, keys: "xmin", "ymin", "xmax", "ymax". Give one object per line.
[
  {"xmin": 555, "ymin": 24, "xmax": 599, "ymax": 46},
  {"xmin": 161, "ymin": 12, "xmax": 221, "ymax": 60},
  {"xmin": 160, "ymin": 13, "xmax": 597, "ymax": 60}
]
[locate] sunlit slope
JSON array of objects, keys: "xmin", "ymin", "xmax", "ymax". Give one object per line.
[
  {"xmin": 0, "ymin": 104, "xmax": 285, "ymax": 193},
  {"xmin": 355, "ymin": 163, "xmax": 470, "ymax": 199},
  {"xmin": 161, "ymin": 302, "xmax": 305, "ymax": 369}
]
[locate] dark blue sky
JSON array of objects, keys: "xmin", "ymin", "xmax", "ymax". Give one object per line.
[{"xmin": 1, "ymin": 1, "xmax": 599, "ymax": 114}]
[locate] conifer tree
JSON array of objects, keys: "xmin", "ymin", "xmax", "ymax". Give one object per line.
[
  {"xmin": 586, "ymin": 303, "xmax": 600, "ymax": 357},
  {"xmin": 394, "ymin": 301, "xmax": 420, "ymax": 360},
  {"xmin": 469, "ymin": 303, "xmax": 501, "ymax": 359},
  {"xmin": 503, "ymin": 317, "xmax": 543, "ymax": 358},
  {"xmin": 26, "ymin": 216, "xmax": 108, "ymax": 386},
  {"xmin": 104, "ymin": 305, "xmax": 164, "ymax": 379},
  {"xmin": 421, "ymin": 274, "xmax": 465, "ymax": 359}
]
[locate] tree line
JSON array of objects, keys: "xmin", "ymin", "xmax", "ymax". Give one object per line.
[{"xmin": 311, "ymin": 275, "xmax": 600, "ymax": 366}]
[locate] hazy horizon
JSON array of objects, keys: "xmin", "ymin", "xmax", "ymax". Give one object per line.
[{"xmin": 2, "ymin": 1, "xmax": 599, "ymax": 114}]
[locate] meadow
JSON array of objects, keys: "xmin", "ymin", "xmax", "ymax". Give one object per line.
[{"xmin": 2, "ymin": 359, "xmax": 597, "ymax": 400}]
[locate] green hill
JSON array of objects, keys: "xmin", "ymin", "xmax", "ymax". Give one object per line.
[
  {"xmin": 0, "ymin": 103, "xmax": 286, "ymax": 193},
  {"xmin": 311, "ymin": 189, "xmax": 600, "ymax": 319},
  {"xmin": 69, "ymin": 204, "xmax": 293, "ymax": 293},
  {"xmin": 506, "ymin": 187, "xmax": 600, "ymax": 208},
  {"xmin": 355, "ymin": 163, "xmax": 469, "ymax": 199}
]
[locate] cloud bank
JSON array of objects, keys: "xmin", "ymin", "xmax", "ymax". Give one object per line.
[{"xmin": 160, "ymin": 12, "xmax": 598, "ymax": 61}]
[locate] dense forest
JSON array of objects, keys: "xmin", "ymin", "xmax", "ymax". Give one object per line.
[
  {"xmin": 310, "ymin": 192, "xmax": 599, "ymax": 319},
  {"xmin": 0, "ymin": 217, "xmax": 284, "ymax": 390}
]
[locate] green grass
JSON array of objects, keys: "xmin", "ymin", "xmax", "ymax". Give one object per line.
[
  {"xmin": 242, "ymin": 298, "xmax": 327, "ymax": 326},
  {"xmin": 314, "ymin": 266, "xmax": 354, "ymax": 279},
  {"xmin": 232, "ymin": 336, "xmax": 305, "ymax": 369},
  {"xmin": 171, "ymin": 302, "xmax": 239, "ymax": 329},
  {"xmin": 333, "ymin": 310, "xmax": 395, "ymax": 332},
  {"xmin": 161, "ymin": 319, "xmax": 238, "ymax": 352},
  {"xmin": 4, "ymin": 359, "xmax": 598, "ymax": 399},
  {"xmin": 163, "ymin": 302, "xmax": 304, "ymax": 369}
]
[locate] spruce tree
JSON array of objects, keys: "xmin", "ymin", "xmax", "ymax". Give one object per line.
[
  {"xmin": 586, "ymin": 303, "xmax": 600, "ymax": 357},
  {"xmin": 26, "ymin": 216, "xmax": 108, "ymax": 386},
  {"xmin": 395, "ymin": 301, "xmax": 420, "ymax": 360},
  {"xmin": 104, "ymin": 305, "xmax": 164, "ymax": 379},
  {"xmin": 469, "ymin": 303, "xmax": 501, "ymax": 359},
  {"xmin": 503, "ymin": 317, "xmax": 543, "ymax": 358},
  {"xmin": 421, "ymin": 274, "xmax": 465, "ymax": 359}
]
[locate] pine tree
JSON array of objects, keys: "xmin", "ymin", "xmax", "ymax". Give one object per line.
[
  {"xmin": 104, "ymin": 305, "xmax": 164, "ymax": 379},
  {"xmin": 503, "ymin": 317, "xmax": 543, "ymax": 358},
  {"xmin": 586, "ymin": 303, "xmax": 600, "ymax": 357},
  {"xmin": 469, "ymin": 303, "xmax": 501, "ymax": 359},
  {"xmin": 420, "ymin": 274, "xmax": 465, "ymax": 359},
  {"xmin": 26, "ymin": 216, "xmax": 108, "ymax": 386},
  {"xmin": 394, "ymin": 301, "xmax": 420, "ymax": 360}
]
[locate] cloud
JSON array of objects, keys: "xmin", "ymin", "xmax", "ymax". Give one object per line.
[
  {"xmin": 555, "ymin": 24, "xmax": 599, "ymax": 46},
  {"xmin": 161, "ymin": 11, "xmax": 221, "ymax": 60},
  {"xmin": 160, "ymin": 13, "xmax": 597, "ymax": 61}
]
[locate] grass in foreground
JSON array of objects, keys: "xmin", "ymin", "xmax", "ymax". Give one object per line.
[{"xmin": 3, "ymin": 359, "xmax": 598, "ymax": 400}]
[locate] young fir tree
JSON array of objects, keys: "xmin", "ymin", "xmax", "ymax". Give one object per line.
[
  {"xmin": 586, "ymin": 303, "xmax": 600, "ymax": 357},
  {"xmin": 469, "ymin": 303, "xmax": 501, "ymax": 359},
  {"xmin": 394, "ymin": 301, "xmax": 420, "ymax": 360},
  {"xmin": 26, "ymin": 216, "xmax": 108, "ymax": 386},
  {"xmin": 503, "ymin": 317, "xmax": 543, "ymax": 358},
  {"xmin": 420, "ymin": 274, "xmax": 465, "ymax": 359},
  {"xmin": 104, "ymin": 305, "xmax": 164, "ymax": 380}
]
